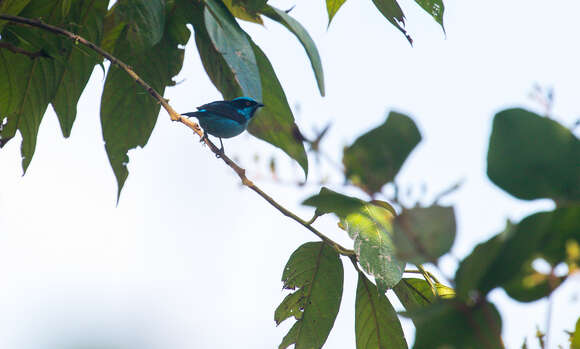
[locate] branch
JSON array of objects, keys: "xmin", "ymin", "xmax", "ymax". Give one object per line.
[
  {"xmin": 0, "ymin": 41, "xmax": 50, "ymax": 58},
  {"xmin": 0, "ymin": 14, "xmax": 355, "ymax": 257}
]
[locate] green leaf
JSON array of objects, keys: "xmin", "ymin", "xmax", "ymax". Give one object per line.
[
  {"xmin": 572, "ymin": 317, "xmax": 580, "ymax": 349},
  {"xmin": 392, "ymin": 205, "xmax": 456, "ymax": 264},
  {"xmin": 487, "ymin": 108, "xmax": 580, "ymax": 203},
  {"xmin": 0, "ymin": 0, "xmax": 32, "ymax": 32},
  {"xmin": 342, "ymin": 204, "xmax": 406, "ymax": 293},
  {"xmin": 408, "ymin": 299, "xmax": 503, "ymax": 349},
  {"xmin": 107, "ymin": 0, "xmax": 165, "ymax": 53},
  {"xmin": 222, "ymin": 0, "xmax": 263, "ymax": 24},
  {"xmin": 456, "ymin": 206, "xmax": 580, "ymax": 300},
  {"xmin": 370, "ymin": 0, "xmax": 412, "ymax": 44},
  {"xmin": 502, "ymin": 262, "xmax": 566, "ymax": 303},
  {"xmin": 343, "ymin": 111, "xmax": 421, "ymax": 195},
  {"xmin": 101, "ymin": 5, "xmax": 187, "ymax": 198},
  {"xmin": 248, "ymin": 42, "xmax": 308, "ymax": 177},
  {"xmin": 204, "ymin": 0, "xmax": 262, "ymax": 101},
  {"xmin": 52, "ymin": 0, "xmax": 108, "ymax": 138},
  {"xmin": 355, "ymin": 273, "xmax": 408, "ymax": 349},
  {"xmin": 393, "ymin": 278, "xmax": 454, "ymax": 317},
  {"xmin": 414, "ymin": 0, "xmax": 445, "ymax": 33},
  {"xmin": 303, "ymin": 187, "xmax": 366, "ymax": 217},
  {"xmin": 276, "ymin": 242, "xmax": 344, "ymax": 349},
  {"xmin": 326, "ymin": 0, "xmax": 347, "ymax": 25},
  {"xmin": 262, "ymin": 5, "xmax": 325, "ymax": 96},
  {"xmin": 232, "ymin": 0, "xmax": 267, "ymax": 13}
]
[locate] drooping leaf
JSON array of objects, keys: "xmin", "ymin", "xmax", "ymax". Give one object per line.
[
  {"xmin": 248, "ymin": 42, "xmax": 308, "ymax": 177},
  {"xmin": 222, "ymin": 0, "xmax": 263, "ymax": 24},
  {"xmin": 262, "ymin": 5, "xmax": 325, "ymax": 96},
  {"xmin": 326, "ymin": 0, "xmax": 347, "ymax": 25},
  {"xmin": 101, "ymin": 3, "xmax": 187, "ymax": 198},
  {"xmin": 355, "ymin": 273, "xmax": 408, "ymax": 349},
  {"xmin": 342, "ymin": 204, "xmax": 406, "ymax": 293},
  {"xmin": 393, "ymin": 278, "xmax": 454, "ymax": 317},
  {"xmin": 414, "ymin": 0, "xmax": 445, "ymax": 33},
  {"xmin": 343, "ymin": 111, "xmax": 421, "ymax": 195},
  {"xmin": 370, "ymin": 0, "xmax": 412, "ymax": 44},
  {"xmin": 232, "ymin": 0, "xmax": 266, "ymax": 14},
  {"xmin": 204, "ymin": 0, "xmax": 261, "ymax": 101},
  {"xmin": 52, "ymin": 0, "xmax": 108, "ymax": 138},
  {"xmin": 408, "ymin": 299, "xmax": 503, "ymax": 349},
  {"xmin": 502, "ymin": 262, "xmax": 566, "ymax": 303},
  {"xmin": 0, "ymin": 0, "xmax": 32, "ymax": 32},
  {"xmin": 276, "ymin": 242, "xmax": 344, "ymax": 349},
  {"xmin": 392, "ymin": 205, "xmax": 456, "ymax": 264},
  {"xmin": 487, "ymin": 108, "xmax": 580, "ymax": 203},
  {"xmin": 303, "ymin": 187, "xmax": 366, "ymax": 217}
]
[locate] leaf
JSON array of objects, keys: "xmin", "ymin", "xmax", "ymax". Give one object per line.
[
  {"xmin": 52, "ymin": 0, "xmax": 108, "ymax": 138},
  {"xmin": 204, "ymin": 0, "xmax": 261, "ymax": 101},
  {"xmin": 248, "ymin": 42, "xmax": 309, "ymax": 177},
  {"xmin": 414, "ymin": 0, "xmax": 445, "ymax": 33},
  {"xmin": 487, "ymin": 108, "xmax": 580, "ymax": 203},
  {"xmin": 408, "ymin": 299, "xmax": 503, "ymax": 349},
  {"xmin": 393, "ymin": 278, "xmax": 454, "ymax": 317},
  {"xmin": 222, "ymin": 0, "xmax": 263, "ymax": 24},
  {"xmin": 355, "ymin": 273, "xmax": 408, "ymax": 349},
  {"xmin": 392, "ymin": 205, "xmax": 456, "ymax": 264},
  {"xmin": 342, "ymin": 204, "xmax": 406, "ymax": 293},
  {"xmin": 101, "ymin": 4, "xmax": 187, "ymax": 198},
  {"xmin": 370, "ymin": 0, "xmax": 412, "ymax": 44},
  {"xmin": 502, "ymin": 262, "xmax": 566, "ymax": 303},
  {"xmin": 303, "ymin": 187, "xmax": 366, "ymax": 217},
  {"xmin": 107, "ymin": 0, "xmax": 165, "ymax": 53},
  {"xmin": 262, "ymin": 5, "xmax": 325, "ymax": 96},
  {"xmin": 455, "ymin": 206, "xmax": 580, "ymax": 301},
  {"xmin": 572, "ymin": 317, "xmax": 580, "ymax": 349},
  {"xmin": 276, "ymin": 242, "xmax": 344, "ymax": 349},
  {"xmin": 343, "ymin": 111, "xmax": 421, "ymax": 195},
  {"xmin": 0, "ymin": 0, "xmax": 32, "ymax": 32},
  {"xmin": 326, "ymin": 0, "xmax": 347, "ymax": 25}
]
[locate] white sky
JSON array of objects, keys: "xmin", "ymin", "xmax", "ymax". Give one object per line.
[{"xmin": 1, "ymin": 0, "xmax": 580, "ymax": 348}]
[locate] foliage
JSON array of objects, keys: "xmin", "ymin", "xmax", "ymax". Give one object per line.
[{"xmin": 1, "ymin": 0, "xmax": 579, "ymax": 348}]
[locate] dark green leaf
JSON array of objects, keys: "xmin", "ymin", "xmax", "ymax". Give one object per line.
[
  {"xmin": 392, "ymin": 205, "xmax": 456, "ymax": 264},
  {"xmin": 414, "ymin": 0, "xmax": 445, "ymax": 33},
  {"xmin": 276, "ymin": 242, "xmax": 344, "ymax": 349},
  {"xmin": 101, "ymin": 5, "xmax": 186, "ymax": 198},
  {"xmin": 262, "ymin": 5, "xmax": 325, "ymax": 96},
  {"xmin": 408, "ymin": 299, "xmax": 503, "ymax": 349},
  {"xmin": 572, "ymin": 317, "xmax": 580, "ymax": 349},
  {"xmin": 370, "ymin": 0, "xmax": 412, "ymax": 44},
  {"xmin": 343, "ymin": 111, "xmax": 421, "ymax": 194},
  {"xmin": 394, "ymin": 278, "xmax": 454, "ymax": 314},
  {"xmin": 232, "ymin": 0, "xmax": 267, "ymax": 13},
  {"xmin": 204, "ymin": 0, "xmax": 261, "ymax": 100},
  {"xmin": 52, "ymin": 0, "xmax": 108, "ymax": 137},
  {"xmin": 248, "ymin": 42, "xmax": 308, "ymax": 177},
  {"xmin": 487, "ymin": 108, "xmax": 580, "ymax": 203},
  {"xmin": 342, "ymin": 204, "xmax": 405, "ymax": 293},
  {"xmin": 326, "ymin": 0, "xmax": 347, "ymax": 25},
  {"xmin": 355, "ymin": 273, "xmax": 408, "ymax": 349},
  {"xmin": 222, "ymin": 0, "xmax": 263, "ymax": 24},
  {"xmin": 0, "ymin": 0, "xmax": 32, "ymax": 32},
  {"xmin": 303, "ymin": 187, "xmax": 366, "ymax": 217},
  {"xmin": 502, "ymin": 262, "xmax": 566, "ymax": 303}
]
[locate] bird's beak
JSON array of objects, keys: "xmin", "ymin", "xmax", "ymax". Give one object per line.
[{"xmin": 257, "ymin": 102, "xmax": 265, "ymax": 107}]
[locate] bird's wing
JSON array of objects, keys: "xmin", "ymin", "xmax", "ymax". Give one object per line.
[{"xmin": 197, "ymin": 101, "xmax": 246, "ymax": 124}]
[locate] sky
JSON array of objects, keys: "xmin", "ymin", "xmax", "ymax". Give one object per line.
[{"xmin": 1, "ymin": 0, "xmax": 580, "ymax": 348}]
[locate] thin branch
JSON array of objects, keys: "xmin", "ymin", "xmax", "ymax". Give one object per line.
[
  {"xmin": 0, "ymin": 14, "xmax": 355, "ymax": 257},
  {"xmin": 0, "ymin": 41, "xmax": 49, "ymax": 58}
]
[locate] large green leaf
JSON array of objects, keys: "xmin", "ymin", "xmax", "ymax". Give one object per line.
[
  {"xmin": 51, "ymin": 0, "xmax": 108, "ymax": 138},
  {"xmin": 262, "ymin": 5, "xmax": 325, "ymax": 96},
  {"xmin": 393, "ymin": 278, "xmax": 454, "ymax": 315},
  {"xmin": 572, "ymin": 317, "xmax": 580, "ymax": 349},
  {"xmin": 392, "ymin": 205, "xmax": 456, "ymax": 264},
  {"xmin": 408, "ymin": 299, "xmax": 503, "ymax": 349},
  {"xmin": 326, "ymin": 0, "xmax": 347, "ymax": 25},
  {"xmin": 355, "ymin": 273, "xmax": 408, "ymax": 349},
  {"xmin": 414, "ymin": 0, "xmax": 445, "ymax": 33},
  {"xmin": 501, "ymin": 262, "xmax": 566, "ymax": 303},
  {"xmin": 204, "ymin": 0, "xmax": 261, "ymax": 101},
  {"xmin": 303, "ymin": 187, "xmax": 366, "ymax": 217},
  {"xmin": 275, "ymin": 242, "xmax": 344, "ymax": 349},
  {"xmin": 222, "ymin": 0, "xmax": 263, "ymax": 24},
  {"xmin": 101, "ymin": 2, "xmax": 187, "ymax": 198},
  {"xmin": 342, "ymin": 204, "xmax": 406, "ymax": 293},
  {"xmin": 487, "ymin": 108, "xmax": 580, "ymax": 203},
  {"xmin": 370, "ymin": 0, "xmax": 412, "ymax": 44},
  {"xmin": 456, "ymin": 206, "xmax": 580, "ymax": 301},
  {"xmin": 343, "ymin": 111, "xmax": 421, "ymax": 195},
  {"xmin": 248, "ymin": 42, "xmax": 308, "ymax": 177},
  {"xmin": 0, "ymin": 0, "xmax": 32, "ymax": 32}
]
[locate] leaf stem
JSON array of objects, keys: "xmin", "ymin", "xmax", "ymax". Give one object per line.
[{"xmin": 0, "ymin": 14, "xmax": 355, "ymax": 257}]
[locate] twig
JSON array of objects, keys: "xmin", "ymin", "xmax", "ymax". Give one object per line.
[
  {"xmin": 416, "ymin": 264, "xmax": 438, "ymax": 296},
  {"xmin": 0, "ymin": 41, "xmax": 49, "ymax": 58},
  {"xmin": 0, "ymin": 14, "xmax": 355, "ymax": 257}
]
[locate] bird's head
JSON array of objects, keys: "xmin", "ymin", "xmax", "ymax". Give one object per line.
[{"xmin": 230, "ymin": 97, "xmax": 264, "ymax": 120}]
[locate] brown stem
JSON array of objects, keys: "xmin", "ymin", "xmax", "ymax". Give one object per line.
[
  {"xmin": 0, "ymin": 41, "xmax": 49, "ymax": 58},
  {"xmin": 0, "ymin": 14, "xmax": 355, "ymax": 257}
]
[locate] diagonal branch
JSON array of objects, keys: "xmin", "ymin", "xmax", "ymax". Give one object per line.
[
  {"xmin": 0, "ymin": 14, "xmax": 355, "ymax": 257},
  {"xmin": 0, "ymin": 41, "xmax": 50, "ymax": 58}
]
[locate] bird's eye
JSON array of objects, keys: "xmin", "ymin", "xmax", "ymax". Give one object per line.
[{"xmin": 246, "ymin": 101, "xmax": 251, "ymax": 106}]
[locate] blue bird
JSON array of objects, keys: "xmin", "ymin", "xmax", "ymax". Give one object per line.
[{"xmin": 182, "ymin": 97, "xmax": 264, "ymax": 154}]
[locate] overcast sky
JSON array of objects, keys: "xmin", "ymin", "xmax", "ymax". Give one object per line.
[{"xmin": 1, "ymin": 0, "xmax": 579, "ymax": 348}]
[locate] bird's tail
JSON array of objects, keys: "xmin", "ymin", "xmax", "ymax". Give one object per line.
[{"xmin": 181, "ymin": 111, "xmax": 201, "ymax": 118}]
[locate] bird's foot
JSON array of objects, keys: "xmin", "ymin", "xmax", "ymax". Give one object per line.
[{"xmin": 215, "ymin": 138, "xmax": 225, "ymax": 158}]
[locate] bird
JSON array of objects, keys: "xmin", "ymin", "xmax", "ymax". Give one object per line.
[{"xmin": 182, "ymin": 97, "xmax": 264, "ymax": 155}]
